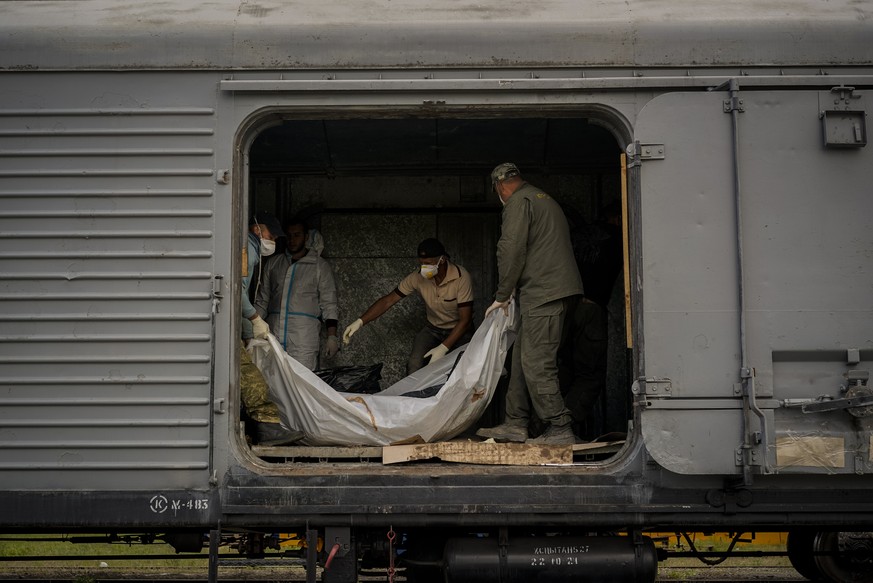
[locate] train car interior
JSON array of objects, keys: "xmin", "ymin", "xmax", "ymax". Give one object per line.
[{"xmin": 241, "ymin": 111, "xmax": 632, "ymax": 464}]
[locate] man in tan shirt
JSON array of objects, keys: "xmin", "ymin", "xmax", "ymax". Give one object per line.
[{"xmin": 343, "ymin": 238, "xmax": 475, "ymax": 374}]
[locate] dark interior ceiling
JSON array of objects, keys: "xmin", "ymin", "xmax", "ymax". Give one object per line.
[{"xmin": 250, "ymin": 117, "xmax": 621, "ymax": 176}]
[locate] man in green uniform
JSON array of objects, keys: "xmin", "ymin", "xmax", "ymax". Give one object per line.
[{"xmin": 477, "ymin": 163, "xmax": 584, "ymax": 445}]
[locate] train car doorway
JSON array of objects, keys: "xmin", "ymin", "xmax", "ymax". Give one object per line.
[{"xmin": 241, "ymin": 112, "xmax": 630, "ymax": 452}]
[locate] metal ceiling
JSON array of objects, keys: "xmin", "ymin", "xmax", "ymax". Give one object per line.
[{"xmin": 250, "ymin": 117, "xmax": 621, "ymax": 176}]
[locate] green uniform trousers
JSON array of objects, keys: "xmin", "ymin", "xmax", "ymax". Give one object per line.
[{"xmin": 504, "ymin": 296, "xmax": 576, "ymax": 427}]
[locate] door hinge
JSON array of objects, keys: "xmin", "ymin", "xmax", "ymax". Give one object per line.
[
  {"xmin": 626, "ymin": 142, "xmax": 666, "ymax": 164},
  {"xmin": 633, "ymin": 377, "xmax": 673, "ymax": 398},
  {"xmin": 631, "ymin": 143, "xmax": 666, "ymax": 160}
]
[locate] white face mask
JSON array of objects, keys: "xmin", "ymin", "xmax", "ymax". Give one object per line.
[
  {"xmin": 494, "ymin": 182, "xmax": 507, "ymax": 206},
  {"xmin": 259, "ymin": 238, "xmax": 276, "ymax": 257},
  {"xmin": 420, "ymin": 258, "xmax": 442, "ymax": 279}
]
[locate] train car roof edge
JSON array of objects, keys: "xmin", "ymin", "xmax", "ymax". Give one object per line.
[{"xmin": 1, "ymin": 0, "xmax": 872, "ymax": 71}]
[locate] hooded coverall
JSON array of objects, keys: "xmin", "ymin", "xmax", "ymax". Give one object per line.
[
  {"xmin": 254, "ymin": 232, "xmax": 338, "ymax": 371},
  {"xmin": 241, "ymin": 232, "xmax": 262, "ymax": 340}
]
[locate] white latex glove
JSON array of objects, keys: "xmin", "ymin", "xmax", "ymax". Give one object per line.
[
  {"xmin": 324, "ymin": 335, "xmax": 339, "ymax": 358},
  {"xmin": 250, "ymin": 315, "xmax": 270, "ymax": 339},
  {"xmin": 342, "ymin": 318, "xmax": 363, "ymax": 345},
  {"xmin": 485, "ymin": 299, "xmax": 511, "ymax": 318},
  {"xmin": 424, "ymin": 343, "xmax": 449, "ymax": 364}
]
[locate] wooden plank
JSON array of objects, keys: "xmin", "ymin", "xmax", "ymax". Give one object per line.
[
  {"xmin": 251, "ymin": 440, "xmax": 625, "ymax": 463},
  {"xmin": 572, "ymin": 440, "xmax": 624, "ymax": 453},
  {"xmin": 620, "ymin": 152, "xmax": 632, "ymax": 348},
  {"xmin": 251, "ymin": 445, "xmax": 383, "ymax": 459},
  {"xmin": 382, "ymin": 440, "xmax": 573, "ymax": 465}
]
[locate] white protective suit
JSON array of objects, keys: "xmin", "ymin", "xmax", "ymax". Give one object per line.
[{"xmin": 254, "ymin": 231, "xmax": 338, "ymax": 370}]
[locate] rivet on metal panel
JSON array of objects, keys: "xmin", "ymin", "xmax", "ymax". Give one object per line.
[{"xmin": 216, "ymin": 169, "xmax": 230, "ymax": 184}]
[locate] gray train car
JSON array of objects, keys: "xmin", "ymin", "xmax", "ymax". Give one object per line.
[{"xmin": 1, "ymin": 1, "xmax": 872, "ymax": 581}]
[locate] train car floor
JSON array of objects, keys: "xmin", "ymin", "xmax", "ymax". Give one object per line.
[{"xmin": 251, "ymin": 439, "xmax": 625, "ymax": 465}]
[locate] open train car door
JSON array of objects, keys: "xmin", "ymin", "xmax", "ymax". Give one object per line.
[{"xmin": 632, "ymin": 85, "xmax": 873, "ymax": 477}]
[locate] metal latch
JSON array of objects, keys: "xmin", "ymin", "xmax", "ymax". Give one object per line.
[
  {"xmin": 212, "ymin": 275, "xmax": 224, "ymax": 314},
  {"xmin": 786, "ymin": 371, "xmax": 873, "ymax": 416},
  {"xmin": 213, "ymin": 398, "xmax": 226, "ymax": 414},
  {"xmin": 821, "ymin": 86, "xmax": 867, "ymax": 147},
  {"xmin": 799, "ymin": 392, "xmax": 873, "ymax": 415}
]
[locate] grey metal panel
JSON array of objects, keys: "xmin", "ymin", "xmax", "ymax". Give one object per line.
[
  {"xmin": 637, "ymin": 91, "xmax": 741, "ymax": 398},
  {"xmin": 0, "ymin": 73, "xmax": 219, "ymax": 490},
  {"xmin": 636, "ymin": 88, "xmax": 873, "ymax": 475},
  {"xmin": 1, "ymin": 1, "xmax": 871, "ymax": 70},
  {"xmin": 641, "ymin": 408, "xmax": 745, "ymax": 476}
]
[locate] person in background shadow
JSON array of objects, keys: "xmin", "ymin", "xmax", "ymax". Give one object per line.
[{"xmin": 559, "ymin": 201, "xmax": 624, "ymax": 441}]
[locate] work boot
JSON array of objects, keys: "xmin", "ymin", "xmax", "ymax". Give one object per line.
[
  {"xmin": 525, "ymin": 423, "xmax": 576, "ymax": 445},
  {"xmin": 476, "ymin": 421, "xmax": 528, "ymax": 443}
]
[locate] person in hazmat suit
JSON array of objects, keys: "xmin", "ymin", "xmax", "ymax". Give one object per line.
[
  {"xmin": 254, "ymin": 218, "xmax": 339, "ymax": 371},
  {"xmin": 240, "ymin": 211, "xmax": 303, "ymax": 446},
  {"xmin": 242, "ymin": 212, "xmax": 282, "ymax": 342}
]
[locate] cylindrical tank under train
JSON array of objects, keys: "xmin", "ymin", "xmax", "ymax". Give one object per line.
[{"xmin": 443, "ymin": 536, "xmax": 659, "ymax": 583}]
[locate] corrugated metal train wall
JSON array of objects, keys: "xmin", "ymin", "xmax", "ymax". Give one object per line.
[{"xmin": 0, "ymin": 75, "xmax": 219, "ymax": 490}]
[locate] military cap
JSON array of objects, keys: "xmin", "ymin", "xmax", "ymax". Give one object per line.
[{"xmin": 490, "ymin": 162, "xmax": 521, "ymax": 185}]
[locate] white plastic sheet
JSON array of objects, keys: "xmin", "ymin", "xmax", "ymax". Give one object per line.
[{"xmin": 249, "ymin": 303, "xmax": 517, "ymax": 446}]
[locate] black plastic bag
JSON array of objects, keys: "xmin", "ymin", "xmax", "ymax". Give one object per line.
[
  {"xmin": 314, "ymin": 363, "xmax": 383, "ymax": 394},
  {"xmin": 399, "ymin": 384, "xmax": 443, "ymax": 399},
  {"xmin": 399, "ymin": 350, "xmax": 465, "ymax": 398}
]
